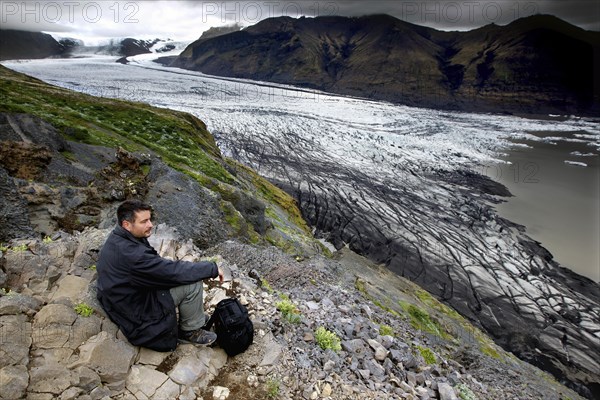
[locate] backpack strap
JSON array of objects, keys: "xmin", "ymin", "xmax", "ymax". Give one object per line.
[{"xmin": 205, "ymin": 312, "xmax": 217, "ymax": 330}]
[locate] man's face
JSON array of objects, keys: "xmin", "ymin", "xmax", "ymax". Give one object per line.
[{"xmin": 122, "ymin": 210, "xmax": 153, "ymax": 238}]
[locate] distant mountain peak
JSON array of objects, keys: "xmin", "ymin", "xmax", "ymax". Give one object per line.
[
  {"xmin": 169, "ymin": 14, "xmax": 598, "ymax": 115},
  {"xmin": 198, "ymin": 23, "xmax": 244, "ymax": 41}
]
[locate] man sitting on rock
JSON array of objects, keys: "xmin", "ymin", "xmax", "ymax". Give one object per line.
[{"xmin": 97, "ymin": 199, "xmax": 223, "ymax": 351}]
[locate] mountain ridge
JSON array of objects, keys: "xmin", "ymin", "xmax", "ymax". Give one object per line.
[
  {"xmin": 0, "ymin": 29, "xmax": 64, "ymax": 60},
  {"xmin": 170, "ymin": 14, "xmax": 600, "ymax": 115},
  {"xmin": 0, "ymin": 30, "xmax": 166, "ymax": 60}
]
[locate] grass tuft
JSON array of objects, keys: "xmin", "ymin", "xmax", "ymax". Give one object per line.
[
  {"xmin": 379, "ymin": 324, "xmax": 394, "ymax": 337},
  {"xmin": 417, "ymin": 345, "xmax": 437, "ymax": 364},
  {"xmin": 399, "ymin": 301, "xmax": 451, "ymax": 339},
  {"xmin": 456, "ymin": 383, "xmax": 477, "ymax": 400},
  {"xmin": 275, "ymin": 296, "xmax": 302, "ymax": 324},
  {"xmin": 315, "ymin": 327, "xmax": 341, "ymax": 352},
  {"xmin": 74, "ymin": 303, "xmax": 94, "ymax": 317},
  {"xmin": 266, "ymin": 378, "xmax": 280, "ymax": 399}
]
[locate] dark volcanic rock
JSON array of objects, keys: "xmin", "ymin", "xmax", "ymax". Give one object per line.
[
  {"xmin": 0, "ymin": 113, "xmax": 68, "ymax": 152},
  {"xmin": 0, "ymin": 167, "xmax": 34, "ymax": 242},
  {"xmin": 119, "ymin": 38, "xmax": 159, "ymax": 57},
  {"xmin": 58, "ymin": 37, "xmax": 84, "ymax": 56},
  {"xmin": 144, "ymin": 161, "xmax": 229, "ymax": 249},
  {"xmin": 155, "ymin": 44, "xmax": 176, "ymax": 53}
]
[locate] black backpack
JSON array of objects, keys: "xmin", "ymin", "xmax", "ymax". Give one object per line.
[{"xmin": 206, "ymin": 298, "xmax": 254, "ymax": 356}]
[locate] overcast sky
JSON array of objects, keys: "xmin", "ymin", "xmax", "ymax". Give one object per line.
[{"xmin": 1, "ymin": 0, "xmax": 598, "ymax": 43}]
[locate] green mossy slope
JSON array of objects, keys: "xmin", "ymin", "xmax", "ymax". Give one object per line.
[{"xmin": 0, "ymin": 65, "xmax": 321, "ymax": 255}]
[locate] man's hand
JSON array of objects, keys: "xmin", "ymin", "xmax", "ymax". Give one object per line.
[{"xmin": 217, "ymin": 267, "xmax": 224, "ymax": 284}]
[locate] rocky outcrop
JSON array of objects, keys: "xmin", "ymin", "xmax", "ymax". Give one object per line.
[
  {"xmin": 171, "ymin": 14, "xmax": 600, "ymax": 115},
  {"xmin": 144, "ymin": 160, "xmax": 228, "ymax": 249},
  {"xmin": 0, "ymin": 141, "xmax": 52, "ymax": 180},
  {"xmin": 119, "ymin": 38, "xmax": 161, "ymax": 57},
  {"xmin": 76, "ymin": 38, "xmax": 164, "ymax": 60},
  {"xmin": 0, "ymin": 112, "xmax": 264, "ymax": 249},
  {"xmin": 0, "ymin": 227, "xmax": 232, "ymax": 399},
  {"xmin": 0, "ymin": 226, "xmax": 586, "ymax": 399},
  {"xmin": 0, "ymin": 167, "xmax": 33, "ymax": 242}
]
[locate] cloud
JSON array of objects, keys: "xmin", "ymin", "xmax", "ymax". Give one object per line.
[
  {"xmin": 0, "ymin": 0, "xmax": 597, "ymax": 43},
  {"xmin": 0, "ymin": 1, "xmax": 225, "ymax": 41}
]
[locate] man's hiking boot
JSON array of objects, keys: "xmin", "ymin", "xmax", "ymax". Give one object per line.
[{"xmin": 178, "ymin": 328, "xmax": 217, "ymax": 346}]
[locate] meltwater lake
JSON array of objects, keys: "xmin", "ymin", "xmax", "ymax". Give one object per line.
[{"xmin": 491, "ymin": 131, "xmax": 600, "ymax": 282}]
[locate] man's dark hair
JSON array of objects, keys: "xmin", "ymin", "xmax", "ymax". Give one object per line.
[{"xmin": 117, "ymin": 200, "xmax": 152, "ymax": 226}]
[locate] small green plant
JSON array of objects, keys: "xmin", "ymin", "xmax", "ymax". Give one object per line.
[
  {"xmin": 379, "ymin": 324, "xmax": 394, "ymax": 336},
  {"xmin": 276, "ymin": 297, "xmax": 302, "ymax": 324},
  {"xmin": 265, "ymin": 378, "xmax": 280, "ymax": 399},
  {"xmin": 0, "ymin": 244, "xmax": 8, "ymax": 252},
  {"xmin": 417, "ymin": 345, "xmax": 437, "ymax": 365},
  {"xmin": 315, "ymin": 327, "xmax": 341, "ymax": 352},
  {"xmin": 88, "ymin": 265, "xmax": 97, "ymax": 271},
  {"xmin": 275, "ymin": 300, "xmax": 294, "ymax": 314},
  {"xmin": 74, "ymin": 303, "xmax": 94, "ymax": 317},
  {"xmin": 261, "ymin": 278, "xmax": 274, "ymax": 294},
  {"xmin": 11, "ymin": 244, "xmax": 28, "ymax": 252},
  {"xmin": 140, "ymin": 164, "xmax": 151, "ymax": 175},
  {"xmin": 42, "ymin": 236, "xmax": 53, "ymax": 244},
  {"xmin": 456, "ymin": 383, "xmax": 477, "ymax": 400}
]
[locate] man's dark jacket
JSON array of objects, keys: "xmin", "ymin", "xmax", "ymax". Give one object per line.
[{"xmin": 96, "ymin": 226, "xmax": 218, "ymax": 351}]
